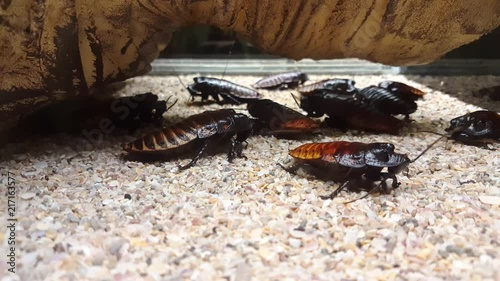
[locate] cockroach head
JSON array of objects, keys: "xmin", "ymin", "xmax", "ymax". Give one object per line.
[
  {"xmin": 193, "ymin": 77, "xmax": 207, "ymax": 83},
  {"xmin": 388, "ymin": 154, "xmax": 411, "ymax": 174},
  {"xmin": 299, "ymin": 73, "xmax": 309, "ymax": 82},
  {"xmin": 446, "ymin": 114, "xmax": 470, "ymax": 132}
]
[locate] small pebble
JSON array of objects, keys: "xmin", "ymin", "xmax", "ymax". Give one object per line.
[
  {"xmin": 478, "ymin": 195, "xmax": 500, "ymax": 206},
  {"xmin": 21, "ymin": 192, "xmax": 36, "ymax": 200}
]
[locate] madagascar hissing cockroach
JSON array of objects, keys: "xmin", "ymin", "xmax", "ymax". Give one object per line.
[
  {"xmin": 282, "ymin": 137, "xmax": 444, "ymax": 202},
  {"xmin": 297, "ymin": 78, "xmax": 357, "ymax": 95},
  {"xmin": 122, "ymin": 109, "xmax": 252, "ymax": 169},
  {"xmin": 108, "ymin": 92, "xmax": 175, "ymax": 130},
  {"xmin": 377, "ymin": 81, "xmax": 425, "ymax": 101},
  {"xmin": 298, "ymin": 90, "xmax": 405, "ymax": 134},
  {"xmin": 357, "ymin": 86, "xmax": 420, "ymax": 121},
  {"xmin": 252, "ymin": 71, "xmax": 309, "ymax": 90},
  {"xmin": 473, "ymin": 85, "xmax": 500, "ymax": 101},
  {"xmin": 445, "ymin": 110, "xmax": 499, "ymax": 149},
  {"xmin": 246, "ymin": 99, "xmax": 321, "ymax": 137},
  {"xmin": 187, "ymin": 77, "xmax": 261, "ymax": 105},
  {"xmin": 15, "ymin": 92, "xmax": 175, "ymax": 135}
]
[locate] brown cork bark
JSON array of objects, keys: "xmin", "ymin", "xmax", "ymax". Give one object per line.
[{"xmin": 1, "ymin": 0, "xmax": 499, "ymax": 130}]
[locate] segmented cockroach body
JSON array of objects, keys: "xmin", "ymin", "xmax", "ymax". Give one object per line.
[
  {"xmin": 297, "ymin": 78, "xmax": 357, "ymax": 95},
  {"xmin": 123, "ymin": 109, "xmax": 252, "ymax": 169},
  {"xmin": 445, "ymin": 110, "xmax": 500, "ymax": 149},
  {"xmin": 187, "ymin": 77, "xmax": 261, "ymax": 104},
  {"xmin": 246, "ymin": 99, "xmax": 320, "ymax": 137},
  {"xmin": 252, "ymin": 72, "xmax": 309, "ymax": 90},
  {"xmin": 283, "ymin": 141, "xmax": 411, "ymax": 201},
  {"xmin": 357, "ymin": 86, "xmax": 419, "ymax": 120},
  {"xmin": 377, "ymin": 81, "xmax": 425, "ymax": 101},
  {"xmin": 299, "ymin": 90, "xmax": 405, "ymax": 134}
]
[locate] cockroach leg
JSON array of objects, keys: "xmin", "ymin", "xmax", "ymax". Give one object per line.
[
  {"xmin": 178, "ymin": 140, "xmax": 211, "ymax": 170},
  {"xmin": 320, "ymin": 180, "xmax": 350, "ymax": 200}
]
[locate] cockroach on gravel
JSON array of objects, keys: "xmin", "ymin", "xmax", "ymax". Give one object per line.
[
  {"xmin": 16, "ymin": 92, "xmax": 175, "ymax": 135},
  {"xmin": 246, "ymin": 99, "xmax": 321, "ymax": 137},
  {"xmin": 108, "ymin": 93, "xmax": 175, "ymax": 130},
  {"xmin": 445, "ymin": 110, "xmax": 499, "ymax": 149},
  {"xmin": 357, "ymin": 86, "xmax": 421, "ymax": 121},
  {"xmin": 252, "ymin": 71, "xmax": 309, "ymax": 90},
  {"xmin": 122, "ymin": 109, "xmax": 252, "ymax": 169},
  {"xmin": 187, "ymin": 77, "xmax": 261, "ymax": 105},
  {"xmin": 297, "ymin": 78, "xmax": 357, "ymax": 95},
  {"xmin": 298, "ymin": 90, "xmax": 405, "ymax": 134},
  {"xmin": 282, "ymin": 138, "xmax": 443, "ymax": 203}
]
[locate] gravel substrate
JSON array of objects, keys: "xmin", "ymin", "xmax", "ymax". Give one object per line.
[{"xmin": 1, "ymin": 74, "xmax": 499, "ymax": 281}]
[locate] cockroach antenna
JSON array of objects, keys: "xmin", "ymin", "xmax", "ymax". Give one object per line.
[
  {"xmin": 410, "ymin": 134, "xmax": 448, "ymax": 163},
  {"xmin": 220, "ymin": 40, "xmax": 236, "ymax": 81},
  {"xmin": 164, "ymin": 96, "xmax": 178, "ymax": 111},
  {"xmin": 290, "ymin": 93, "xmax": 301, "ymax": 108}
]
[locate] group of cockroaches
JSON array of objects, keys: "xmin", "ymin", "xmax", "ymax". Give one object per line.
[{"xmin": 119, "ymin": 71, "xmax": 499, "ymax": 203}]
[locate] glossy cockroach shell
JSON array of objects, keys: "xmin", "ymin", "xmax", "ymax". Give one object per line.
[{"xmin": 252, "ymin": 72, "xmax": 308, "ymax": 90}]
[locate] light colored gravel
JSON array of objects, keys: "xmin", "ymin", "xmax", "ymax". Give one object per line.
[{"xmin": 0, "ymin": 74, "xmax": 499, "ymax": 281}]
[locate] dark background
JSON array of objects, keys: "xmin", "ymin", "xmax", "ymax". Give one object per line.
[{"xmin": 159, "ymin": 26, "xmax": 500, "ymax": 60}]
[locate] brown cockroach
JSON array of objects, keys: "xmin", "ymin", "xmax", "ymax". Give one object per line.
[
  {"xmin": 122, "ymin": 109, "xmax": 252, "ymax": 169},
  {"xmin": 246, "ymin": 99, "xmax": 321, "ymax": 137},
  {"xmin": 187, "ymin": 77, "xmax": 261, "ymax": 105},
  {"xmin": 297, "ymin": 78, "xmax": 357, "ymax": 95},
  {"xmin": 282, "ymin": 137, "xmax": 443, "ymax": 202},
  {"xmin": 252, "ymin": 71, "xmax": 309, "ymax": 90},
  {"xmin": 445, "ymin": 110, "xmax": 499, "ymax": 149}
]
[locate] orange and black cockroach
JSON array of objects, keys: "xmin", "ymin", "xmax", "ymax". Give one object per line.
[
  {"xmin": 282, "ymin": 137, "xmax": 444, "ymax": 203},
  {"xmin": 298, "ymin": 89, "xmax": 405, "ymax": 134},
  {"xmin": 187, "ymin": 77, "xmax": 262, "ymax": 105},
  {"xmin": 297, "ymin": 78, "xmax": 357, "ymax": 95},
  {"xmin": 246, "ymin": 99, "xmax": 321, "ymax": 137},
  {"xmin": 445, "ymin": 110, "xmax": 499, "ymax": 149},
  {"xmin": 356, "ymin": 86, "xmax": 421, "ymax": 121},
  {"xmin": 122, "ymin": 109, "xmax": 252, "ymax": 169},
  {"xmin": 252, "ymin": 71, "xmax": 309, "ymax": 90}
]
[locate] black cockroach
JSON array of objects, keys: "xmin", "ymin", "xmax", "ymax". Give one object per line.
[
  {"xmin": 298, "ymin": 90, "xmax": 405, "ymax": 134},
  {"xmin": 377, "ymin": 81, "xmax": 425, "ymax": 101},
  {"xmin": 357, "ymin": 86, "xmax": 420, "ymax": 121},
  {"xmin": 107, "ymin": 92, "xmax": 175, "ymax": 129},
  {"xmin": 15, "ymin": 92, "xmax": 175, "ymax": 135},
  {"xmin": 246, "ymin": 99, "xmax": 321, "ymax": 137},
  {"xmin": 297, "ymin": 78, "xmax": 357, "ymax": 95},
  {"xmin": 187, "ymin": 77, "xmax": 261, "ymax": 105},
  {"xmin": 445, "ymin": 110, "xmax": 499, "ymax": 149},
  {"xmin": 282, "ymin": 137, "xmax": 443, "ymax": 203},
  {"xmin": 122, "ymin": 109, "xmax": 252, "ymax": 169},
  {"xmin": 473, "ymin": 85, "xmax": 500, "ymax": 101},
  {"xmin": 252, "ymin": 71, "xmax": 309, "ymax": 90}
]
